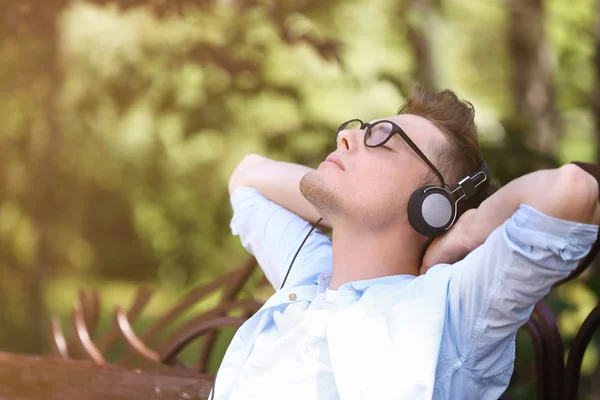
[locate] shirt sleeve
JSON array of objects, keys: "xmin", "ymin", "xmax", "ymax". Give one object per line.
[
  {"xmin": 442, "ymin": 204, "xmax": 598, "ymax": 379},
  {"xmin": 229, "ymin": 187, "xmax": 333, "ymax": 290}
]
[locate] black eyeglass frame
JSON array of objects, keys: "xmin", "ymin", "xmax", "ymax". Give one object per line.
[{"xmin": 336, "ymin": 118, "xmax": 447, "ymax": 188}]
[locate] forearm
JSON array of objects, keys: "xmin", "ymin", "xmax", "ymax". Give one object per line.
[
  {"xmin": 228, "ymin": 154, "xmax": 331, "ymax": 228},
  {"xmin": 440, "ymin": 165, "xmax": 600, "ymax": 377},
  {"xmin": 461, "ymin": 164, "xmax": 600, "ymax": 249}
]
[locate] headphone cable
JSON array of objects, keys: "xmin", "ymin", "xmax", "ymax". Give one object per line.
[
  {"xmin": 280, "ymin": 217, "xmax": 323, "ymax": 290},
  {"xmin": 210, "ymin": 216, "xmax": 324, "ymax": 399}
]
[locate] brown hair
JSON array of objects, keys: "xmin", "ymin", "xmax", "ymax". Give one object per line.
[{"xmin": 398, "ymin": 86, "xmax": 497, "ymax": 216}]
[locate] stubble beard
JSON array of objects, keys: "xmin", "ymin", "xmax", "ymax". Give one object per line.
[{"xmin": 299, "ymin": 171, "xmax": 343, "ymax": 217}]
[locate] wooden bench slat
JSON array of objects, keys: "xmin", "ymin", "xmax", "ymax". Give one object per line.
[{"xmin": 0, "ymin": 352, "xmax": 212, "ymax": 400}]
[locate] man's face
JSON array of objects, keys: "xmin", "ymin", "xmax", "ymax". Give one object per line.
[{"xmin": 300, "ymin": 114, "xmax": 447, "ymax": 230}]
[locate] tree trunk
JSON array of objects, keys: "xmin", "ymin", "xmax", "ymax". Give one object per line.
[
  {"xmin": 28, "ymin": 36, "xmax": 62, "ymax": 355},
  {"xmin": 22, "ymin": 5, "xmax": 64, "ymax": 354},
  {"xmin": 507, "ymin": 0, "xmax": 561, "ymax": 157},
  {"xmin": 400, "ymin": 0, "xmax": 438, "ymax": 91}
]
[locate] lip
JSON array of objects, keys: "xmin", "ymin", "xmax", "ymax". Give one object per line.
[{"xmin": 325, "ymin": 153, "xmax": 345, "ymax": 171}]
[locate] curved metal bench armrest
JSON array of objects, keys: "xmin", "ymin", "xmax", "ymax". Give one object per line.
[
  {"xmin": 532, "ymin": 302, "xmax": 564, "ymax": 399},
  {"xmin": 194, "ymin": 300, "xmax": 263, "ymax": 372},
  {"xmin": 71, "ymin": 303, "xmax": 106, "ymax": 364},
  {"xmin": 98, "ymin": 286, "xmax": 154, "ymax": 353},
  {"xmin": 49, "ymin": 317, "xmax": 69, "ymax": 359},
  {"xmin": 148, "ymin": 257, "xmax": 256, "ymax": 342},
  {"xmin": 78, "ymin": 288, "xmax": 101, "ymax": 338},
  {"xmin": 564, "ymin": 303, "xmax": 600, "ymax": 399},
  {"xmin": 159, "ymin": 316, "xmax": 247, "ymax": 366},
  {"xmin": 522, "ymin": 317, "xmax": 549, "ymax": 400},
  {"xmin": 121, "ymin": 257, "xmax": 257, "ymax": 366},
  {"xmin": 154, "ymin": 300, "xmax": 261, "ymax": 371},
  {"xmin": 114, "ymin": 306, "xmax": 161, "ymax": 365},
  {"xmin": 98, "ymin": 286, "xmax": 154, "ymax": 351}
]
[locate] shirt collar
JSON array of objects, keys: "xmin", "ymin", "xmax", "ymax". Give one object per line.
[
  {"xmin": 317, "ymin": 273, "xmax": 416, "ymax": 293},
  {"xmin": 348, "ymin": 274, "xmax": 415, "ymax": 292}
]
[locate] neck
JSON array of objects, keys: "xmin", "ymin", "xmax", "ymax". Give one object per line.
[{"xmin": 328, "ymin": 220, "xmax": 426, "ymax": 290}]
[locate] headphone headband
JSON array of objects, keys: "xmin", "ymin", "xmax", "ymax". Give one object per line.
[{"xmin": 452, "ymin": 161, "xmax": 490, "ymax": 201}]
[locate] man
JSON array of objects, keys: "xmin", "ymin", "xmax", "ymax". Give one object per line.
[{"xmin": 214, "ymin": 88, "xmax": 600, "ymax": 399}]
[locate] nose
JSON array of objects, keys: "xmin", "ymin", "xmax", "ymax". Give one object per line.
[{"xmin": 336, "ymin": 128, "xmax": 360, "ymax": 154}]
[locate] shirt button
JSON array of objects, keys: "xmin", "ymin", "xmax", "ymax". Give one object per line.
[
  {"xmin": 288, "ymin": 293, "xmax": 297, "ymax": 301},
  {"xmin": 318, "ymin": 273, "xmax": 329, "ymax": 286}
]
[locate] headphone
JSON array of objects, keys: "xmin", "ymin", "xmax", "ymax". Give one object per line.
[{"xmin": 408, "ymin": 161, "xmax": 490, "ymax": 237}]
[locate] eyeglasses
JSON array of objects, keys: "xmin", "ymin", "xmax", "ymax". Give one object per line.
[{"xmin": 336, "ymin": 119, "xmax": 446, "ymax": 186}]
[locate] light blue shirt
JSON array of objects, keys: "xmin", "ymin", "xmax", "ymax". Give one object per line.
[{"xmin": 213, "ymin": 187, "xmax": 598, "ymax": 400}]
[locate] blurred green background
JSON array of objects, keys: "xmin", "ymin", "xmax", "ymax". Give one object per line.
[{"xmin": 1, "ymin": 0, "xmax": 600, "ymax": 398}]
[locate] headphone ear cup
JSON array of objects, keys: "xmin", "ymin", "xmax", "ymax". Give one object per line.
[{"xmin": 408, "ymin": 185, "xmax": 456, "ymax": 237}]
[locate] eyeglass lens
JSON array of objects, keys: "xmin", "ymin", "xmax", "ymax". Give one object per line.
[
  {"xmin": 335, "ymin": 120, "xmax": 395, "ymax": 147},
  {"xmin": 365, "ymin": 121, "xmax": 394, "ymax": 147}
]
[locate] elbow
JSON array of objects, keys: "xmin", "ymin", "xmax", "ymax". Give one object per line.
[
  {"xmin": 228, "ymin": 153, "xmax": 266, "ymax": 195},
  {"xmin": 557, "ymin": 164, "xmax": 600, "ymax": 224}
]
